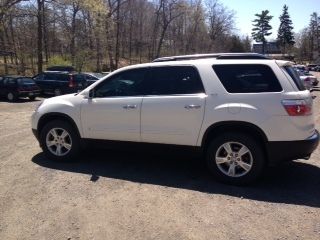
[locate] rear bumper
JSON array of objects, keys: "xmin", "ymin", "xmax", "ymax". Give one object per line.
[
  {"xmin": 18, "ymin": 91, "xmax": 41, "ymax": 97},
  {"xmin": 267, "ymin": 130, "xmax": 319, "ymax": 165}
]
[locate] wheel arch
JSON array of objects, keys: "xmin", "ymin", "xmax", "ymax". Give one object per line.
[
  {"xmin": 37, "ymin": 112, "xmax": 81, "ymax": 138},
  {"xmin": 201, "ymin": 121, "xmax": 268, "ymax": 151}
]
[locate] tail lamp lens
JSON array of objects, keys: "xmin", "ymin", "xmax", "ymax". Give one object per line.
[{"xmin": 282, "ymin": 99, "xmax": 312, "ymax": 116}]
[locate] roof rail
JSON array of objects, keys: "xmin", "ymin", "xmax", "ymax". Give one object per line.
[{"xmin": 152, "ymin": 53, "xmax": 270, "ymax": 62}]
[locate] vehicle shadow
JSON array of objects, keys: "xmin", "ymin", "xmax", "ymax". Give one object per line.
[{"xmin": 32, "ymin": 148, "xmax": 320, "ymax": 208}]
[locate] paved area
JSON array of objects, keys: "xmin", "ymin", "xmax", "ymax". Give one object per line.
[{"xmin": 0, "ymin": 86, "xmax": 320, "ymax": 239}]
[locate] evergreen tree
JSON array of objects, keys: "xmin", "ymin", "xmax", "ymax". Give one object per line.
[
  {"xmin": 252, "ymin": 10, "xmax": 273, "ymax": 54},
  {"xmin": 277, "ymin": 5, "xmax": 295, "ymax": 54},
  {"xmin": 309, "ymin": 12, "xmax": 320, "ymax": 61}
]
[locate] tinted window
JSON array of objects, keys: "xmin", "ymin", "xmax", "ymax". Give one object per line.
[
  {"xmin": 94, "ymin": 68, "xmax": 147, "ymax": 97},
  {"xmin": 17, "ymin": 78, "xmax": 35, "ymax": 85},
  {"xmin": 283, "ymin": 66, "xmax": 305, "ymax": 91},
  {"xmin": 86, "ymin": 75, "xmax": 98, "ymax": 80},
  {"xmin": 44, "ymin": 73, "xmax": 54, "ymax": 80},
  {"xmin": 44, "ymin": 73, "xmax": 69, "ymax": 81},
  {"xmin": 74, "ymin": 74, "xmax": 86, "ymax": 82},
  {"xmin": 146, "ymin": 66, "xmax": 204, "ymax": 95},
  {"xmin": 213, "ymin": 64, "xmax": 282, "ymax": 93},
  {"xmin": 3, "ymin": 78, "xmax": 16, "ymax": 86}
]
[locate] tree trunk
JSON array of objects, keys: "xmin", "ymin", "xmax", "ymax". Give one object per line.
[
  {"xmin": 70, "ymin": 3, "xmax": 79, "ymax": 66},
  {"xmin": 95, "ymin": 14, "xmax": 102, "ymax": 72},
  {"xmin": 43, "ymin": 4, "xmax": 49, "ymax": 63},
  {"xmin": 106, "ymin": 15, "xmax": 115, "ymax": 71},
  {"xmin": 9, "ymin": 14, "xmax": 18, "ymax": 66},
  {"xmin": 37, "ymin": 0, "xmax": 44, "ymax": 73},
  {"xmin": 155, "ymin": 23, "xmax": 168, "ymax": 59},
  {"xmin": 115, "ymin": 0, "xmax": 121, "ymax": 69}
]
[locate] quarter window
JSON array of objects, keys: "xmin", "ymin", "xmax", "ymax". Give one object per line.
[{"xmin": 213, "ymin": 64, "xmax": 282, "ymax": 93}]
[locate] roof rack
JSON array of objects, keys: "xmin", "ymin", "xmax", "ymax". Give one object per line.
[{"xmin": 152, "ymin": 53, "xmax": 270, "ymax": 62}]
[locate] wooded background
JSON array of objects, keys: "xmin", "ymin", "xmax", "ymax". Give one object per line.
[{"xmin": 0, "ymin": 0, "xmax": 319, "ymax": 75}]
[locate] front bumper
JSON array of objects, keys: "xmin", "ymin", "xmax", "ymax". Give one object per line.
[{"xmin": 267, "ymin": 130, "xmax": 319, "ymax": 165}]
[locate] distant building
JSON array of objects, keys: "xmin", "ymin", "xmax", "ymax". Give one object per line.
[{"xmin": 252, "ymin": 42, "xmax": 281, "ymax": 54}]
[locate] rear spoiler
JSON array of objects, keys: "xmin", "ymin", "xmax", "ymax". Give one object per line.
[{"xmin": 275, "ymin": 60, "xmax": 294, "ymax": 67}]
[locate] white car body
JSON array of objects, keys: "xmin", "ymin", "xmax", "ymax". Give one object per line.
[
  {"xmin": 31, "ymin": 54, "xmax": 319, "ymax": 184},
  {"xmin": 32, "ymin": 59, "xmax": 315, "ymax": 143}
]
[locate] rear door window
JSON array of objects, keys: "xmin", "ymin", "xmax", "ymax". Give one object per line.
[
  {"xmin": 145, "ymin": 66, "xmax": 205, "ymax": 95},
  {"xmin": 44, "ymin": 73, "xmax": 55, "ymax": 80},
  {"xmin": 212, "ymin": 64, "xmax": 283, "ymax": 93},
  {"xmin": 74, "ymin": 74, "xmax": 86, "ymax": 82},
  {"xmin": 4, "ymin": 78, "xmax": 17, "ymax": 86},
  {"xmin": 17, "ymin": 78, "xmax": 36, "ymax": 85}
]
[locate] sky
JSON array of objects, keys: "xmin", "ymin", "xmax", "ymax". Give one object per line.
[{"xmin": 220, "ymin": 0, "xmax": 320, "ymax": 40}]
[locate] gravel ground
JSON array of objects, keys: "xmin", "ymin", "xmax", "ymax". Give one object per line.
[{"xmin": 0, "ymin": 76, "xmax": 320, "ymax": 239}]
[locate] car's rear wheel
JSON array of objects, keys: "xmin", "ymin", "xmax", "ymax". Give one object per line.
[
  {"xmin": 40, "ymin": 120, "xmax": 80, "ymax": 161},
  {"xmin": 206, "ymin": 132, "xmax": 265, "ymax": 185},
  {"xmin": 7, "ymin": 92, "xmax": 17, "ymax": 102}
]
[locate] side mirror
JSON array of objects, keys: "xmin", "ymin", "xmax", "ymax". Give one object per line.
[{"xmin": 83, "ymin": 89, "xmax": 94, "ymax": 99}]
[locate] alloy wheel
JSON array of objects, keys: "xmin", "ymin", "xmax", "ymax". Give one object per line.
[
  {"xmin": 215, "ymin": 141, "xmax": 253, "ymax": 178},
  {"xmin": 46, "ymin": 128, "xmax": 72, "ymax": 156}
]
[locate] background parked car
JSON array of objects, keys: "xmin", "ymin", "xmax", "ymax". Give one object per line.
[
  {"xmin": 32, "ymin": 71, "xmax": 87, "ymax": 96},
  {"xmin": 294, "ymin": 69, "xmax": 318, "ymax": 89},
  {"xmin": 0, "ymin": 75, "xmax": 40, "ymax": 101},
  {"xmin": 307, "ymin": 64, "xmax": 318, "ymax": 71},
  {"xmin": 314, "ymin": 65, "xmax": 320, "ymax": 72},
  {"xmin": 83, "ymin": 72, "xmax": 109, "ymax": 86}
]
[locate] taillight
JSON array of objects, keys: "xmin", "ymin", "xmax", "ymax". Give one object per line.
[
  {"xmin": 69, "ymin": 75, "xmax": 76, "ymax": 88},
  {"xmin": 282, "ymin": 99, "xmax": 312, "ymax": 116}
]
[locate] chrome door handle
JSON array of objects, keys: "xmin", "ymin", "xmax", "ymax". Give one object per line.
[
  {"xmin": 123, "ymin": 104, "xmax": 137, "ymax": 109},
  {"xmin": 185, "ymin": 104, "xmax": 201, "ymax": 109}
]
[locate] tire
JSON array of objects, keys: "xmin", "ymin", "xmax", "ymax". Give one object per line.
[
  {"xmin": 7, "ymin": 92, "xmax": 17, "ymax": 102},
  {"xmin": 39, "ymin": 120, "xmax": 81, "ymax": 161},
  {"xmin": 206, "ymin": 132, "xmax": 265, "ymax": 185},
  {"xmin": 29, "ymin": 96, "xmax": 36, "ymax": 101},
  {"xmin": 54, "ymin": 88, "xmax": 62, "ymax": 96}
]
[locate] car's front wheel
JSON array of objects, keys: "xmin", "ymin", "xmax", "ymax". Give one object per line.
[
  {"xmin": 40, "ymin": 120, "xmax": 80, "ymax": 161},
  {"xmin": 206, "ymin": 133, "xmax": 265, "ymax": 185}
]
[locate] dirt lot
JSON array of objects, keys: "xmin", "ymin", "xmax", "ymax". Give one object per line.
[{"xmin": 1, "ymin": 79, "xmax": 320, "ymax": 239}]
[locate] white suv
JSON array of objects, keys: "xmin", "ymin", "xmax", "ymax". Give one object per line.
[{"xmin": 31, "ymin": 53, "xmax": 319, "ymax": 185}]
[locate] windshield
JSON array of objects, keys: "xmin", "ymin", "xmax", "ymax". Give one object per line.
[{"xmin": 283, "ymin": 66, "xmax": 306, "ymax": 91}]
